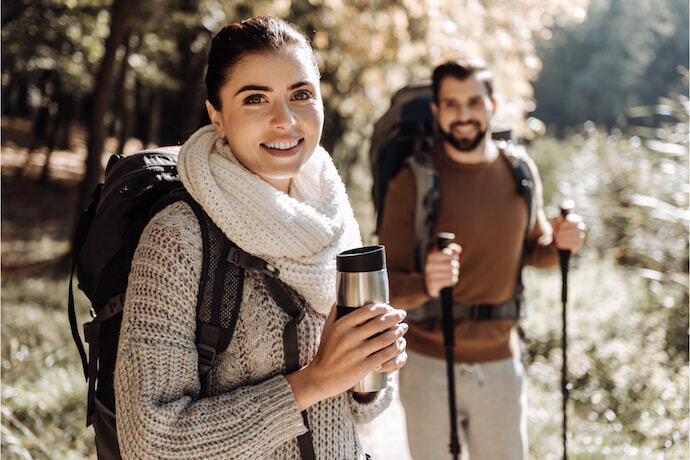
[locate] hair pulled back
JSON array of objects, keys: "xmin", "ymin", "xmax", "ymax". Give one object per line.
[{"xmin": 206, "ymin": 16, "xmax": 316, "ymax": 109}]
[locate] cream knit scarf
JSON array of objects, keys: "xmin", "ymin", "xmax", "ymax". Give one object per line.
[{"xmin": 178, "ymin": 125, "xmax": 362, "ymax": 315}]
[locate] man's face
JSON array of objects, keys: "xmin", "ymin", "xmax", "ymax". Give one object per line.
[{"xmin": 431, "ymin": 75, "xmax": 496, "ymax": 152}]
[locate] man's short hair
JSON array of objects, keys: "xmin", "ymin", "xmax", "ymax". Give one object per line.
[{"xmin": 432, "ymin": 58, "xmax": 494, "ymax": 103}]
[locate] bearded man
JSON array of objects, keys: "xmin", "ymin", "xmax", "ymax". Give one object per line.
[{"xmin": 378, "ymin": 58, "xmax": 586, "ymax": 459}]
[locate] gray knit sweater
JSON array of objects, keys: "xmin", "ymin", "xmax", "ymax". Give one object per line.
[{"xmin": 114, "ymin": 201, "xmax": 394, "ymax": 459}]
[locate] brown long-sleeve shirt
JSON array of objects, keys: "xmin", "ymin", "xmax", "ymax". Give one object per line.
[{"xmin": 379, "ymin": 144, "xmax": 558, "ymax": 363}]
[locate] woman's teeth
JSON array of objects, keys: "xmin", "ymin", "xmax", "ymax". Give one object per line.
[{"xmin": 264, "ymin": 139, "xmax": 300, "ymax": 150}]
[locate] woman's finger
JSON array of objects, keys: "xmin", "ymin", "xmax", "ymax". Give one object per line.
[
  {"xmin": 374, "ymin": 351, "xmax": 408, "ymax": 373},
  {"xmin": 365, "ymin": 337, "xmax": 407, "ymax": 371},
  {"xmin": 354, "ymin": 309, "xmax": 407, "ymax": 342},
  {"xmin": 361, "ymin": 322, "xmax": 408, "ymax": 356},
  {"xmin": 335, "ymin": 303, "xmax": 395, "ymax": 329}
]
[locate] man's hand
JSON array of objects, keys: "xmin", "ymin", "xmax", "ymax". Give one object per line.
[
  {"xmin": 552, "ymin": 213, "xmax": 586, "ymax": 253},
  {"xmin": 424, "ymin": 243, "xmax": 462, "ymax": 298}
]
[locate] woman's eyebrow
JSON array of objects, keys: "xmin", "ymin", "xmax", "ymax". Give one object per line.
[
  {"xmin": 235, "ymin": 84, "xmax": 271, "ymax": 96},
  {"xmin": 288, "ymin": 81, "xmax": 312, "ymax": 90},
  {"xmin": 234, "ymin": 81, "xmax": 312, "ymax": 95}
]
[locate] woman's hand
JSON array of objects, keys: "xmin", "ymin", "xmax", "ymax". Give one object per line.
[{"xmin": 286, "ymin": 303, "xmax": 408, "ymax": 411}]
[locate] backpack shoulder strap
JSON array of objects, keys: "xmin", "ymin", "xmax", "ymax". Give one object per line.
[
  {"xmin": 499, "ymin": 142, "xmax": 536, "ymax": 238},
  {"xmin": 407, "ymin": 153, "xmax": 440, "ymax": 272},
  {"xmin": 499, "ymin": 142, "xmax": 538, "ymax": 318},
  {"xmin": 150, "ymin": 190, "xmax": 245, "ymax": 395},
  {"xmin": 158, "ymin": 193, "xmax": 317, "ymax": 459},
  {"xmin": 168, "ymin": 194, "xmax": 243, "ymax": 395},
  {"xmin": 69, "ymin": 184, "xmax": 103, "ymax": 381}
]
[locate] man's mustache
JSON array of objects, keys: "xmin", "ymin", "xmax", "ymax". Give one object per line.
[{"xmin": 449, "ymin": 121, "xmax": 480, "ymax": 130}]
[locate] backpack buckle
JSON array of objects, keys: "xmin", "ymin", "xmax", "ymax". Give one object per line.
[
  {"xmin": 197, "ymin": 343, "xmax": 217, "ymax": 375},
  {"xmin": 263, "ymin": 263, "xmax": 280, "ymax": 278},
  {"xmin": 227, "ymin": 247, "xmax": 240, "ymax": 265},
  {"xmin": 468, "ymin": 305, "xmax": 492, "ymax": 320}
]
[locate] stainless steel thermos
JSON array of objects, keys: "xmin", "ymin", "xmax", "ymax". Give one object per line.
[{"xmin": 336, "ymin": 245, "xmax": 390, "ymax": 392}]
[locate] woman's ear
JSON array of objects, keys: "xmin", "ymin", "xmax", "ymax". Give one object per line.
[{"xmin": 205, "ymin": 100, "xmax": 226, "ymax": 139}]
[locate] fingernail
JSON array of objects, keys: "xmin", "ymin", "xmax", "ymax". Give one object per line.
[
  {"xmin": 400, "ymin": 323, "xmax": 409, "ymax": 332},
  {"xmin": 375, "ymin": 364, "xmax": 383, "ymax": 371}
]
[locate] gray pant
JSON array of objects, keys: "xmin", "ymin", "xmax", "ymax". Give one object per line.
[{"xmin": 399, "ymin": 350, "xmax": 527, "ymax": 460}]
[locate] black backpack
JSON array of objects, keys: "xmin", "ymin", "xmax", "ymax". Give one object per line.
[
  {"xmin": 68, "ymin": 148, "xmax": 316, "ymax": 459},
  {"xmin": 369, "ymin": 82, "xmax": 536, "ymax": 315}
]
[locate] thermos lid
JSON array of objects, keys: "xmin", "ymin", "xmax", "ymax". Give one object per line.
[{"xmin": 337, "ymin": 245, "xmax": 386, "ymax": 273}]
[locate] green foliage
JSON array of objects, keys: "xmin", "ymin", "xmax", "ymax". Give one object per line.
[
  {"xmin": 1, "ymin": 0, "xmax": 112, "ymax": 96},
  {"xmin": 523, "ymin": 256, "xmax": 688, "ymax": 458},
  {"xmin": 2, "ymin": 0, "xmax": 589, "ymax": 163},
  {"xmin": 532, "ymin": 0, "xmax": 689, "ymax": 129},
  {"xmin": 522, "ymin": 95, "xmax": 688, "ymax": 457}
]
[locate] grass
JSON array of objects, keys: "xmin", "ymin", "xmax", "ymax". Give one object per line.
[
  {"xmin": 2, "ymin": 273, "xmax": 95, "ymax": 459},
  {"xmin": 522, "ymin": 254, "xmax": 688, "ymax": 458}
]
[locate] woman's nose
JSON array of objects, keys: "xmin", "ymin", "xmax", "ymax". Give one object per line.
[{"xmin": 271, "ymin": 100, "xmax": 296, "ymax": 130}]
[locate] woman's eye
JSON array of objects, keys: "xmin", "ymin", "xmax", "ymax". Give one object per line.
[
  {"xmin": 244, "ymin": 94, "xmax": 265, "ymax": 105},
  {"xmin": 292, "ymin": 90, "xmax": 313, "ymax": 101}
]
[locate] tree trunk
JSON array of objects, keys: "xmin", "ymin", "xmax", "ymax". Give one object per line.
[
  {"xmin": 76, "ymin": 0, "xmax": 137, "ymax": 218},
  {"xmin": 114, "ymin": 36, "xmax": 133, "ymax": 154},
  {"xmin": 159, "ymin": 0, "xmax": 207, "ymax": 146}
]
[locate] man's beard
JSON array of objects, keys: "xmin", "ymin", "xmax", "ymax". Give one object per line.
[{"xmin": 441, "ymin": 121, "xmax": 487, "ymax": 152}]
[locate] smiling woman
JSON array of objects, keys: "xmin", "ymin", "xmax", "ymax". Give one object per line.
[
  {"xmin": 111, "ymin": 16, "xmax": 408, "ymax": 460},
  {"xmin": 205, "ymin": 47, "xmax": 324, "ymax": 193}
]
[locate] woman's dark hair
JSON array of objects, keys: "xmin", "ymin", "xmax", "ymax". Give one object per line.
[
  {"xmin": 206, "ymin": 16, "xmax": 317, "ymax": 109},
  {"xmin": 432, "ymin": 58, "xmax": 494, "ymax": 103}
]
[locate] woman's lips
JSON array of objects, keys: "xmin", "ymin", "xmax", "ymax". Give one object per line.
[{"xmin": 260, "ymin": 138, "xmax": 304, "ymax": 157}]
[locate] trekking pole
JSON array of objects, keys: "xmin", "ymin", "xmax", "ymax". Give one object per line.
[
  {"xmin": 437, "ymin": 232, "xmax": 460, "ymax": 460},
  {"xmin": 559, "ymin": 200, "xmax": 574, "ymax": 460}
]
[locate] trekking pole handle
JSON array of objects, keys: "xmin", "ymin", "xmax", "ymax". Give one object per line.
[
  {"xmin": 560, "ymin": 199, "xmax": 574, "ymax": 220},
  {"xmin": 436, "ymin": 232, "xmax": 455, "ymax": 251},
  {"xmin": 436, "ymin": 232, "xmax": 456, "ymax": 347},
  {"xmin": 558, "ymin": 201, "xmax": 574, "ymax": 301}
]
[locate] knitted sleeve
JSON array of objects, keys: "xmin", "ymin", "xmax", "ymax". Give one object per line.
[
  {"xmin": 346, "ymin": 374, "xmax": 396, "ymax": 425},
  {"xmin": 114, "ymin": 202, "xmax": 306, "ymax": 459}
]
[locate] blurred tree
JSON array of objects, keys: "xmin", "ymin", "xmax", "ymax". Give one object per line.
[
  {"xmin": 1, "ymin": 0, "xmax": 112, "ymax": 112},
  {"xmin": 80, "ymin": 0, "xmax": 137, "ymax": 214},
  {"xmin": 3, "ymin": 0, "xmax": 589, "ymax": 215},
  {"xmin": 532, "ymin": 0, "xmax": 689, "ymax": 130}
]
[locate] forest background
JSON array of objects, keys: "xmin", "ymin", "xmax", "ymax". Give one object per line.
[{"xmin": 1, "ymin": 0, "xmax": 688, "ymax": 458}]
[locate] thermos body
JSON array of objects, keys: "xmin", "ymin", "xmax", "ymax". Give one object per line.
[
  {"xmin": 336, "ymin": 246, "xmax": 390, "ymax": 392},
  {"xmin": 336, "ymin": 269, "xmax": 389, "ymax": 313}
]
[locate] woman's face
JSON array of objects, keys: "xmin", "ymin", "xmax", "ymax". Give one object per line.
[{"xmin": 206, "ymin": 46, "xmax": 324, "ymax": 193}]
